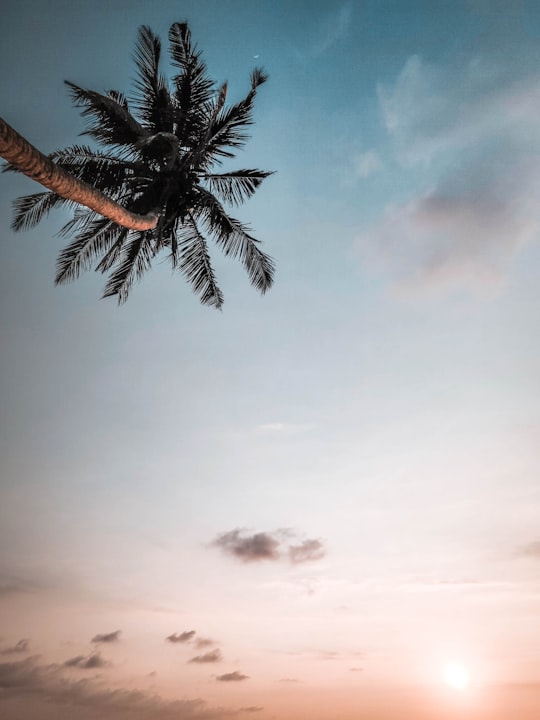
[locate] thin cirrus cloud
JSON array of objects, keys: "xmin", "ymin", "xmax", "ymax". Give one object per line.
[
  {"xmin": 354, "ymin": 150, "xmax": 382, "ymax": 179},
  {"xmin": 63, "ymin": 652, "xmax": 108, "ymax": 670},
  {"xmin": 211, "ymin": 529, "xmax": 325, "ymax": 564},
  {"xmin": 0, "ymin": 656, "xmax": 234, "ymax": 719},
  {"xmin": 293, "ymin": 3, "xmax": 352, "ymax": 63},
  {"xmin": 189, "ymin": 649, "xmax": 222, "ymax": 664},
  {"xmin": 358, "ymin": 54, "xmax": 540, "ymax": 291},
  {"xmin": 0, "ymin": 577, "xmax": 37, "ymax": 597},
  {"xmin": 311, "ymin": 3, "xmax": 352, "ymax": 57},
  {"xmin": 215, "ymin": 671, "xmax": 249, "ymax": 682},
  {"xmin": 516, "ymin": 540, "xmax": 540, "ymax": 558},
  {"xmin": 0, "ymin": 639, "xmax": 29, "ymax": 655},
  {"xmin": 91, "ymin": 630, "xmax": 121, "ymax": 644}
]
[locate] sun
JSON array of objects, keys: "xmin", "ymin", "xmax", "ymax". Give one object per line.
[{"xmin": 443, "ymin": 663, "xmax": 470, "ymax": 691}]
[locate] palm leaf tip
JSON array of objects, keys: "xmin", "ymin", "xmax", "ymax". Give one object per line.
[
  {"xmin": 11, "ymin": 191, "xmax": 69, "ymax": 232},
  {"xmin": 251, "ymin": 68, "xmax": 268, "ymax": 89}
]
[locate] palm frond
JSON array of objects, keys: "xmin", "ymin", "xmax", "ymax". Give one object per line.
[
  {"xmin": 197, "ymin": 189, "xmax": 274, "ymax": 293},
  {"xmin": 57, "ymin": 207, "xmax": 100, "ymax": 238},
  {"xmin": 204, "ymin": 169, "xmax": 273, "ymax": 206},
  {"xmin": 169, "ymin": 22, "xmax": 215, "ymax": 145},
  {"xmin": 102, "ymin": 231, "xmax": 156, "ymax": 303},
  {"xmin": 95, "ymin": 228, "xmax": 130, "ymax": 273},
  {"xmin": 196, "ymin": 68, "xmax": 268, "ymax": 164},
  {"xmin": 11, "ymin": 191, "xmax": 73, "ymax": 232},
  {"xmin": 51, "ymin": 145, "xmax": 146, "ymax": 193},
  {"xmin": 175, "ymin": 214, "xmax": 224, "ymax": 308},
  {"xmin": 132, "ymin": 26, "xmax": 174, "ymax": 132},
  {"xmin": 55, "ymin": 218, "xmax": 124, "ymax": 284},
  {"xmin": 107, "ymin": 90, "xmax": 130, "ymax": 109},
  {"xmin": 65, "ymin": 80, "xmax": 149, "ymax": 149}
]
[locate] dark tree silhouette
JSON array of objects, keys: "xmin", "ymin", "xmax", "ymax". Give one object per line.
[
  {"xmin": 5, "ymin": 22, "xmax": 274, "ymax": 307},
  {"xmin": 0, "ymin": 116, "xmax": 159, "ymax": 231}
]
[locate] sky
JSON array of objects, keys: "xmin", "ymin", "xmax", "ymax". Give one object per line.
[{"xmin": 1, "ymin": 1, "xmax": 540, "ymax": 718}]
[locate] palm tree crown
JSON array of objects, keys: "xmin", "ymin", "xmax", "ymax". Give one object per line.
[{"xmin": 11, "ymin": 22, "xmax": 274, "ymax": 307}]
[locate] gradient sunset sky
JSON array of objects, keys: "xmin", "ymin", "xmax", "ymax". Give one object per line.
[{"xmin": 2, "ymin": 1, "xmax": 540, "ymax": 718}]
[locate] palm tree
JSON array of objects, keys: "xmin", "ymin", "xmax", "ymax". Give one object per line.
[
  {"xmin": 5, "ymin": 22, "xmax": 274, "ymax": 307},
  {"xmin": 0, "ymin": 116, "xmax": 159, "ymax": 231}
]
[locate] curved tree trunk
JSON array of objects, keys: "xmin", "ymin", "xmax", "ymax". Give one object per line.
[{"xmin": 0, "ymin": 116, "xmax": 159, "ymax": 231}]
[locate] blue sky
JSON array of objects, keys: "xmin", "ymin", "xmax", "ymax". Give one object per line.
[{"xmin": 2, "ymin": 2, "xmax": 540, "ymax": 719}]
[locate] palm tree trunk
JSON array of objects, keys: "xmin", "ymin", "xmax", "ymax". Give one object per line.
[{"xmin": 0, "ymin": 116, "xmax": 158, "ymax": 231}]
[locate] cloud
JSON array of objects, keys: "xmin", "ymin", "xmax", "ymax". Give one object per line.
[
  {"xmin": 517, "ymin": 541, "xmax": 540, "ymax": 558},
  {"xmin": 189, "ymin": 649, "xmax": 222, "ymax": 664},
  {"xmin": 349, "ymin": 667, "xmax": 363, "ymax": 672},
  {"xmin": 63, "ymin": 652, "xmax": 108, "ymax": 670},
  {"xmin": 167, "ymin": 631, "xmax": 196, "ymax": 644},
  {"xmin": 166, "ymin": 632, "xmax": 216, "ymax": 650},
  {"xmin": 313, "ymin": 3, "xmax": 352, "ymax": 56},
  {"xmin": 0, "ymin": 656, "xmax": 236, "ymax": 719},
  {"xmin": 317, "ymin": 650, "xmax": 340, "ymax": 661},
  {"xmin": 239, "ymin": 707, "xmax": 263, "ymax": 713},
  {"xmin": 355, "ymin": 150, "xmax": 382, "ymax": 179},
  {"xmin": 278, "ymin": 677, "xmax": 300, "ymax": 683},
  {"xmin": 255, "ymin": 421, "xmax": 313, "ymax": 434},
  {"xmin": 286, "ymin": 648, "xmax": 347, "ymax": 661},
  {"xmin": 212, "ymin": 530, "xmax": 281, "ymax": 563},
  {"xmin": 216, "ymin": 671, "xmax": 249, "ymax": 682},
  {"xmin": 0, "ymin": 579, "xmax": 36, "ymax": 597},
  {"xmin": 0, "ymin": 639, "xmax": 29, "ymax": 655},
  {"xmin": 292, "ymin": 3, "xmax": 352, "ymax": 63},
  {"xmin": 288, "ymin": 539, "xmax": 326, "ymax": 564},
  {"xmin": 359, "ymin": 55, "xmax": 540, "ymax": 291},
  {"xmin": 91, "ymin": 630, "xmax": 121, "ymax": 643},
  {"xmin": 211, "ymin": 529, "xmax": 325, "ymax": 565},
  {"xmin": 257, "ymin": 422, "xmax": 288, "ymax": 432}
]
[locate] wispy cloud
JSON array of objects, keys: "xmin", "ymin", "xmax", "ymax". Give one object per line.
[
  {"xmin": 0, "ymin": 656, "xmax": 235, "ymax": 719},
  {"xmin": 63, "ymin": 652, "xmax": 109, "ymax": 670},
  {"xmin": 189, "ymin": 649, "xmax": 222, "ymax": 664},
  {"xmin": 255, "ymin": 421, "xmax": 313, "ymax": 434},
  {"xmin": 0, "ymin": 639, "xmax": 29, "ymax": 655},
  {"xmin": 216, "ymin": 671, "xmax": 249, "ymax": 682},
  {"xmin": 0, "ymin": 578, "xmax": 37, "ymax": 597},
  {"xmin": 212, "ymin": 530, "xmax": 280, "ymax": 563},
  {"xmin": 195, "ymin": 637, "xmax": 215, "ymax": 649},
  {"xmin": 354, "ymin": 150, "xmax": 383, "ymax": 179},
  {"xmin": 211, "ymin": 529, "xmax": 325, "ymax": 565},
  {"xmin": 286, "ymin": 648, "xmax": 362, "ymax": 662},
  {"xmin": 359, "ymin": 55, "xmax": 540, "ymax": 291},
  {"xmin": 257, "ymin": 422, "xmax": 288, "ymax": 432},
  {"xmin": 167, "ymin": 631, "xmax": 196, "ymax": 644},
  {"xmin": 239, "ymin": 707, "xmax": 263, "ymax": 713},
  {"xmin": 291, "ymin": 3, "xmax": 352, "ymax": 64},
  {"xmin": 517, "ymin": 540, "xmax": 540, "ymax": 558},
  {"xmin": 288, "ymin": 539, "xmax": 325, "ymax": 564},
  {"xmin": 312, "ymin": 3, "xmax": 352, "ymax": 56},
  {"xmin": 92, "ymin": 630, "xmax": 121, "ymax": 644}
]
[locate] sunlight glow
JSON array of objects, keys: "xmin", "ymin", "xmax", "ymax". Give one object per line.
[{"xmin": 444, "ymin": 663, "xmax": 470, "ymax": 691}]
